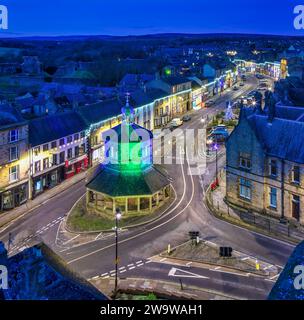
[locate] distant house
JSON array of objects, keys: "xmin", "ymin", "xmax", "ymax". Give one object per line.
[
  {"xmin": 226, "ymin": 104, "xmax": 304, "ymax": 225},
  {"xmin": 21, "ymin": 56, "xmax": 42, "ymax": 75},
  {"xmin": 0, "ymin": 63, "xmax": 20, "ymax": 76},
  {"xmin": 28, "ymin": 112, "xmax": 88, "ymax": 198},
  {"xmin": 0, "ymin": 242, "xmax": 107, "ymax": 300},
  {"xmin": 0, "ymin": 104, "xmax": 29, "ymax": 212},
  {"xmin": 118, "ymin": 73, "xmax": 156, "ymax": 93},
  {"xmin": 146, "ymin": 77, "xmax": 192, "ymax": 124}
]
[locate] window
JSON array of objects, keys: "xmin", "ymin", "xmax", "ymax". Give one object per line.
[
  {"xmin": 293, "ymin": 166, "xmax": 300, "ymax": 184},
  {"xmin": 8, "ymin": 129, "xmax": 19, "ymax": 143},
  {"xmin": 239, "ymin": 178, "xmax": 251, "ymax": 200},
  {"xmin": 67, "ymin": 148, "xmax": 73, "ymax": 159},
  {"xmin": 67, "ymin": 136, "xmax": 73, "ymax": 144},
  {"xmin": 59, "ymin": 151, "xmax": 65, "ymax": 164},
  {"xmin": 80, "ymin": 131, "xmax": 85, "ymax": 139},
  {"xmin": 33, "ymin": 147, "xmax": 40, "ymax": 156},
  {"xmin": 51, "ymin": 141, "xmax": 57, "ymax": 149},
  {"xmin": 81, "ymin": 143, "xmax": 86, "ymax": 154},
  {"xmin": 43, "ymin": 158, "xmax": 49, "ymax": 170},
  {"xmin": 75, "ymin": 146, "xmax": 80, "ymax": 157},
  {"xmin": 269, "ymin": 160, "xmax": 278, "ymax": 177},
  {"xmin": 59, "ymin": 138, "xmax": 65, "ymax": 146},
  {"xmin": 269, "ymin": 187, "xmax": 277, "ymax": 209},
  {"xmin": 74, "ymin": 133, "xmax": 79, "ymax": 141},
  {"xmin": 34, "ymin": 161, "xmax": 41, "ymax": 173},
  {"xmin": 292, "ymin": 195, "xmax": 300, "ymax": 221},
  {"xmin": 9, "ymin": 165, "xmax": 19, "ymax": 182},
  {"xmin": 9, "ymin": 146, "xmax": 19, "ymax": 162},
  {"xmin": 239, "ymin": 153, "xmax": 252, "ymax": 170},
  {"xmin": 43, "ymin": 144, "xmax": 49, "ymax": 152},
  {"xmin": 52, "ymin": 154, "xmax": 58, "ymax": 166}
]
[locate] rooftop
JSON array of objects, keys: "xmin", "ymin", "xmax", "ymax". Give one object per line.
[{"xmin": 29, "ymin": 112, "xmax": 86, "ymax": 146}]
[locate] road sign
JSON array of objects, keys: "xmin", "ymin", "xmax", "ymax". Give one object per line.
[{"xmin": 219, "ymin": 247, "xmax": 233, "ymax": 257}]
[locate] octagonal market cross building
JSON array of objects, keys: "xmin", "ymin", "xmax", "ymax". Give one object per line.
[{"xmin": 86, "ymin": 96, "xmax": 172, "ymax": 216}]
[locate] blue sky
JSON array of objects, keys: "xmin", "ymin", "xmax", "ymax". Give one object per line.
[{"xmin": 0, "ymin": 0, "xmax": 303, "ymax": 36}]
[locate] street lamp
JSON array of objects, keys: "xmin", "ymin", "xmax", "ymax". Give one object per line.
[
  {"xmin": 213, "ymin": 141, "xmax": 219, "ymax": 185},
  {"xmin": 114, "ymin": 207, "xmax": 122, "ymax": 297},
  {"xmin": 207, "ymin": 138, "xmax": 213, "ymax": 156}
]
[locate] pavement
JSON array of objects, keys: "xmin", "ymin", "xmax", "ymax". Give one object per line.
[
  {"xmin": 0, "ymin": 74, "xmax": 292, "ymax": 300},
  {"xmin": 91, "ymin": 277, "xmax": 240, "ymax": 300},
  {"xmin": 0, "ymin": 171, "xmax": 87, "ymax": 230}
]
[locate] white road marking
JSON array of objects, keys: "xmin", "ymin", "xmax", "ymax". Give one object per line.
[
  {"xmin": 137, "ymin": 263, "xmax": 144, "ymax": 267},
  {"xmin": 62, "ymin": 234, "xmax": 80, "ymax": 245},
  {"xmin": 129, "ymin": 266, "xmax": 136, "ymax": 270},
  {"xmin": 168, "ymin": 267, "xmax": 209, "ymax": 279}
]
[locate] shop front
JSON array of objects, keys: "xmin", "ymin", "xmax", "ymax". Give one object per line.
[
  {"xmin": 32, "ymin": 166, "xmax": 64, "ymax": 198},
  {"xmin": 64, "ymin": 155, "xmax": 88, "ymax": 179},
  {"xmin": 0, "ymin": 181, "xmax": 28, "ymax": 211}
]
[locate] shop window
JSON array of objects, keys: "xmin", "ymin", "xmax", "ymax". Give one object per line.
[
  {"xmin": 9, "ymin": 146, "xmax": 19, "ymax": 162},
  {"xmin": 8, "ymin": 129, "xmax": 19, "ymax": 143},
  {"xmin": 2, "ymin": 191, "xmax": 13, "ymax": 210},
  {"xmin": 9, "ymin": 165, "xmax": 19, "ymax": 182}
]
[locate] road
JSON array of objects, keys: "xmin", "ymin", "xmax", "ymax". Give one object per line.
[{"xmin": 0, "ymin": 75, "xmax": 293, "ymax": 299}]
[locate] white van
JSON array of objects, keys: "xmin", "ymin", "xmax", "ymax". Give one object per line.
[{"xmin": 170, "ymin": 118, "xmax": 183, "ymax": 128}]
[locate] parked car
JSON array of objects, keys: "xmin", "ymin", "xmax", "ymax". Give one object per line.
[
  {"xmin": 205, "ymin": 99, "xmax": 215, "ymax": 108},
  {"xmin": 239, "ymin": 82, "xmax": 245, "ymax": 86},
  {"xmin": 233, "ymin": 86, "xmax": 239, "ymax": 91},
  {"xmin": 170, "ymin": 118, "xmax": 183, "ymax": 128},
  {"xmin": 182, "ymin": 115, "xmax": 191, "ymax": 122}
]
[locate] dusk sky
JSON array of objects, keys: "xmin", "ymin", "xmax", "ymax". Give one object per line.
[{"xmin": 0, "ymin": 0, "xmax": 303, "ymax": 37}]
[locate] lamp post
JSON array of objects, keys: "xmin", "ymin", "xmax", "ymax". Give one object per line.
[
  {"xmin": 213, "ymin": 140, "xmax": 219, "ymax": 185},
  {"xmin": 114, "ymin": 207, "xmax": 122, "ymax": 297}
]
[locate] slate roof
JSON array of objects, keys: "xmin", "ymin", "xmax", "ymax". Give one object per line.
[
  {"xmin": 29, "ymin": 112, "xmax": 87, "ymax": 146},
  {"xmin": 268, "ymin": 241, "xmax": 304, "ymax": 300},
  {"xmin": 119, "ymin": 73, "xmax": 155, "ymax": 86},
  {"xmin": 109, "ymin": 122, "xmax": 153, "ymax": 141},
  {"xmin": 86, "ymin": 165, "xmax": 170, "ymax": 197},
  {"xmin": 0, "ymin": 104, "xmax": 26, "ymax": 129},
  {"xmin": 246, "ymin": 113, "xmax": 304, "ymax": 164},
  {"xmin": 77, "ymin": 99, "xmax": 123, "ymax": 126},
  {"xmin": 161, "ymin": 76, "xmax": 191, "ymax": 86},
  {"xmin": 0, "ymin": 242, "xmax": 107, "ymax": 300},
  {"xmin": 275, "ymin": 105, "xmax": 304, "ymax": 121},
  {"xmin": 131, "ymin": 88, "xmax": 168, "ymax": 107}
]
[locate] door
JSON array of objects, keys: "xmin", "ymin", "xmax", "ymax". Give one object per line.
[{"xmin": 292, "ymin": 195, "xmax": 300, "ymax": 221}]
